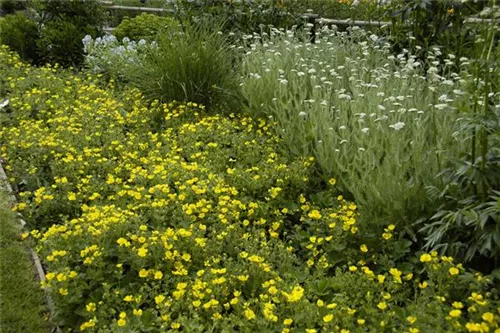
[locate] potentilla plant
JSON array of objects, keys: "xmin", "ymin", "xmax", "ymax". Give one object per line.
[{"xmin": 240, "ymin": 25, "xmax": 471, "ymax": 235}]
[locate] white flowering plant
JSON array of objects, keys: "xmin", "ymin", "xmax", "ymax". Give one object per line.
[
  {"xmin": 82, "ymin": 34, "xmax": 156, "ymax": 81},
  {"xmin": 240, "ymin": 25, "xmax": 474, "ymax": 234}
]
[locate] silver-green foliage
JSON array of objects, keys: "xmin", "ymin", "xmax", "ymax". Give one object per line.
[{"xmin": 240, "ymin": 26, "xmax": 471, "ymax": 229}]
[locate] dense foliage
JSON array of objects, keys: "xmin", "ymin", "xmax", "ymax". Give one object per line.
[
  {"xmin": 2, "ymin": 45, "xmax": 500, "ymax": 332},
  {"xmin": 113, "ymin": 13, "xmax": 181, "ymax": 42}
]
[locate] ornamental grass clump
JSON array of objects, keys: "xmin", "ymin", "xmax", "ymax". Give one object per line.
[
  {"xmin": 128, "ymin": 21, "xmax": 242, "ymax": 112},
  {"xmin": 241, "ymin": 25, "xmax": 471, "ymax": 233}
]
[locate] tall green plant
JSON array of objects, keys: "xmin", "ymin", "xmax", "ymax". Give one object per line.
[
  {"xmin": 128, "ymin": 21, "xmax": 242, "ymax": 112},
  {"xmin": 420, "ymin": 5, "xmax": 500, "ymax": 269},
  {"xmin": 33, "ymin": 0, "xmax": 106, "ymax": 67}
]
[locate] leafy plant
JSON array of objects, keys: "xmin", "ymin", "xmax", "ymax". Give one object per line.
[
  {"xmin": 113, "ymin": 13, "xmax": 181, "ymax": 42},
  {"xmin": 0, "ymin": 12, "xmax": 40, "ymax": 63},
  {"xmin": 33, "ymin": 0, "xmax": 106, "ymax": 67},
  {"xmin": 37, "ymin": 19, "xmax": 98, "ymax": 67},
  {"xmin": 386, "ymin": 0, "xmax": 487, "ymax": 63},
  {"xmin": 174, "ymin": 0, "xmax": 303, "ymax": 37},
  {"xmin": 0, "ymin": 0, "xmax": 27, "ymax": 15},
  {"xmin": 420, "ymin": 5, "xmax": 500, "ymax": 269}
]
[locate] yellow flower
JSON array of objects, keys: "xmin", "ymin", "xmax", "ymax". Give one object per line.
[
  {"xmin": 117, "ymin": 318, "xmax": 126, "ymax": 327},
  {"xmin": 59, "ymin": 288, "xmax": 68, "ymax": 296},
  {"xmin": 133, "ymin": 309, "xmax": 143, "ymax": 316},
  {"xmin": 407, "ymin": 316, "xmax": 417, "ymax": 324},
  {"xmin": 377, "ymin": 302, "xmax": 387, "ymax": 310},
  {"xmin": 449, "ymin": 267, "xmax": 460, "ymax": 276},
  {"xmin": 360, "ymin": 244, "xmax": 368, "ymax": 253},
  {"xmin": 420, "ymin": 254, "xmax": 432, "ymax": 263},
  {"xmin": 357, "ymin": 319, "xmax": 365, "ymax": 325},
  {"xmin": 171, "ymin": 322, "xmax": 181, "ymax": 329},
  {"xmin": 154, "ymin": 271, "xmax": 163, "ymax": 280},
  {"xmin": 86, "ymin": 302, "xmax": 96, "ymax": 312},
  {"xmin": 139, "ymin": 269, "xmax": 148, "ymax": 278},
  {"xmin": 349, "ymin": 266, "xmax": 358, "ymax": 272},
  {"xmin": 328, "ymin": 178, "xmax": 336, "ymax": 186},
  {"xmin": 244, "ymin": 308, "xmax": 256, "ymax": 320},
  {"xmin": 283, "ymin": 318, "xmax": 293, "ymax": 325},
  {"xmin": 482, "ymin": 312, "xmax": 495, "ymax": 324},
  {"xmin": 323, "ymin": 314, "xmax": 334, "ymax": 323},
  {"xmin": 452, "ymin": 302, "xmax": 463, "ymax": 309},
  {"xmin": 137, "ymin": 247, "xmax": 148, "ymax": 257},
  {"xmin": 448, "ymin": 7, "xmax": 454, "ymax": 15},
  {"xmin": 409, "ymin": 328, "xmax": 420, "ymax": 333},
  {"xmin": 308, "ymin": 210, "xmax": 322, "ymax": 220},
  {"xmin": 282, "ymin": 285, "xmax": 304, "ymax": 303},
  {"xmin": 382, "ymin": 232, "xmax": 392, "ymax": 240},
  {"xmin": 124, "ymin": 295, "xmax": 133, "ymax": 302},
  {"xmin": 419, "ymin": 281, "xmax": 428, "ymax": 289},
  {"xmin": 449, "ymin": 309, "xmax": 461, "ymax": 318},
  {"xmin": 155, "ymin": 295, "xmax": 166, "ymax": 305}
]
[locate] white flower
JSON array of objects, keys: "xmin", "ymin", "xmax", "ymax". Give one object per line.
[
  {"xmin": 298, "ymin": 111, "xmax": 307, "ymax": 117},
  {"xmin": 0, "ymin": 99, "xmax": 9, "ymax": 109},
  {"xmin": 434, "ymin": 104, "xmax": 448, "ymax": 110},
  {"xmin": 279, "ymin": 79, "xmax": 288, "ymax": 85},
  {"xmin": 361, "ymin": 127, "xmax": 369, "ymax": 133},
  {"xmin": 339, "ymin": 126, "xmax": 347, "ymax": 130},
  {"xmin": 389, "ymin": 122, "xmax": 405, "ymax": 130}
]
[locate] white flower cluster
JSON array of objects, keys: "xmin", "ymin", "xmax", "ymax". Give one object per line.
[{"xmin": 82, "ymin": 34, "xmax": 157, "ymax": 75}]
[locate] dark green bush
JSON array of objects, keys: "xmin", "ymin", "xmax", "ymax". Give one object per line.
[
  {"xmin": 114, "ymin": 13, "xmax": 180, "ymax": 41},
  {"xmin": 0, "ymin": 0, "xmax": 26, "ymax": 15},
  {"xmin": 37, "ymin": 19, "xmax": 98, "ymax": 67},
  {"xmin": 34, "ymin": 0, "xmax": 106, "ymax": 67},
  {"xmin": 0, "ymin": 12, "xmax": 40, "ymax": 62}
]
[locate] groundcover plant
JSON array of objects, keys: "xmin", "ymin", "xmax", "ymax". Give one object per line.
[{"xmin": 1, "ymin": 45, "xmax": 500, "ymax": 332}]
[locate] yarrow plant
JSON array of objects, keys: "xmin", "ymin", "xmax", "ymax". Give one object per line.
[{"xmin": 240, "ymin": 25, "xmax": 472, "ymax": 234}]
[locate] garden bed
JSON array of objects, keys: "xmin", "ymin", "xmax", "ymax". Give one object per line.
[{"xmin": 1, "ymin": 45, "xmax": 499, "ymax": 332}]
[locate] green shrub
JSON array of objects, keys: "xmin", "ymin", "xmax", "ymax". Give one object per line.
[
  {"xmin": 128, "ymin": 21, "xmax": 242, "ymax": 112},
  {"xmin": 420, "ymin": 15, "xmax": 500, "ymax": 269},
  {"xmin": 34, "ymin": 0, "xmax": 106, "ymax": 67},
  {"xmin": 175, "ymin": 0, "xmax": 303, "ymax": 36},
  {"xmin": 113, "ymin": 13, "xmax": 180, "ymax": 41},
  {"xmin": 0, "ymin": 0, "xmax": 27, "ymax": 15},
  {"xmin": 37, "ymin": 19, "xmax": 98, "ymax": 67},
  {"xmin": 0, "ymin": 12, "xmax": 40, "ymax": 62}
]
